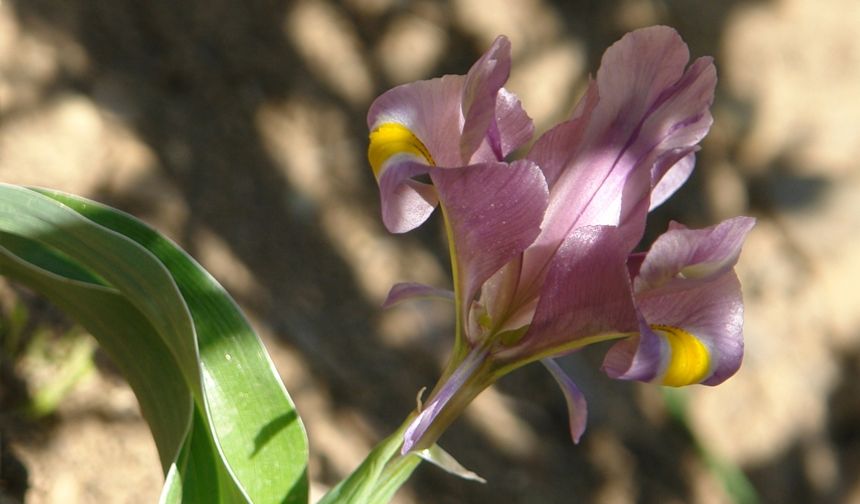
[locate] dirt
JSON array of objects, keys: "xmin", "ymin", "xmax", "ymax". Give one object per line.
[{"xmin": 2, "ymin": 0, "xmax": 860, "ymax": 503}]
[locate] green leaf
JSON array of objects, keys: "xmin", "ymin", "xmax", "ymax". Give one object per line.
[{"xmin": 0, "ymin": 184, "xmax": 308, "ymax": 503}]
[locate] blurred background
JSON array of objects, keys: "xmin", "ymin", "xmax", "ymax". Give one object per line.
[{"xmin": 1, "ymin": 0, "xmax": 859, "ymax": 502}]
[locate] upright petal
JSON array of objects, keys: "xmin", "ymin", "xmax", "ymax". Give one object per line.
[
  {"xmin": 431, "ymin": 160, "xmax": 548, "ymax": 341},
  {"xmin": 460, "ymin": 36, "xmax": 513, "ymax": 162},
  {"xmin": 494, "ymin": 88, "xmax": 535, "ymax": 159},
  {"xmin": 649, "ymin": 151, "xmax": 696, "ymax": 211},
  {"xmin": 522, "ymin": 26, "xmax": 717, "ymax": 284}
]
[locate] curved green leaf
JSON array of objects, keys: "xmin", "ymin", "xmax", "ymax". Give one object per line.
[
  {"xmin": 0, "ymin": 184, "xmax": 308, "ymax": 503},
  {"xmin": 0, "ymin": 235, "xmax": 190, "ymax": 468}
]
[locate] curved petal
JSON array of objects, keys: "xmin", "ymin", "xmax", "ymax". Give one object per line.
[
  {"xmin": 382, "ymin": 282, "xmax": 454, "ymax": 309},
  {"xmin": 460, "ymin": 36, "xmax": 513, "ymax": 163},
  {"xmin": 378, "ymin": 160, "xmax": 438, "ymax": 233},
  {"xmin": 368, "ymin": 75, "xmax": 466, "ymax": 168},
  {"xmin": 542, "ymin": 358, "xmax": 588, "ymax": 443},
  {"xmin": 495, "ymin": 88, "xmax": 535, "ymax": 158},
  {"xmin": 504, "ymin": 225, "xmax": 639, "ymax": 361},
  {"xmin": 369, "ymin": 36, "xmax": 533, "ymax": 172},
  {"xmin": 522, "ymin": 26, "xmax": 717, "ymax": 284},
  {"xmin": 633, "ymin": 216, "xmax": 756, "ymax": 294},
  {"xmin": 431, "ymin": 160, "xmax": 548, "ymax": 340},
  {"xmin": 604, "ymin": 217, "xmax": 754, "ymax": 386},
  {"xmin": 650, "ymin": 151, "xmax": 696, "ymax": 211},
  {"xmin": 601, "ymin": 318, "xmax": 663, "ymax": 382},
  {"xmin": 606, "ymin": 271, "xmax": 744, "ymax": 386}
]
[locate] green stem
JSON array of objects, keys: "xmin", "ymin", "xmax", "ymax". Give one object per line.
[{"xmin": 317, "ymin": 415, "xmax": 421, "ymax": 504}]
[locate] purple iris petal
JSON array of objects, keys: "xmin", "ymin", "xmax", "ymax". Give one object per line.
[
  {"xmin": 542, "ymin": 358, "xmax": 588, "ymax": 443},
  {"xmin": 378, "ymin": 160, "xmax": 438, "ymax": 233},
  {"xmin": 431, "ymin": 160, "xmax": 548, "ymax": 340},
  {"xmin": 601, "ymin": 319, "xmax": 663, "ymax": 382},
  {"xmin": 382, "ymin": 282, "xmax": 455, "ymax": 309},
  {"xmin": 637, "ymin": 270, "xmax": 744, "ymax": 385},
  {"xmin": 633, "ymin": 216, "xmax": 756, "ymax": 294},
  {"xmin": 507, "ymin": 225, "xmax": 639, "ymax": 360},
  {"xmin": 649, "ymin": 152, "xmax": 696, "ymax": 211},
  {"xmin": 460, "ymin": 36, "xmax": 513, "ymax": 163},
  {"xmin": 493, "ymin": 88, "xmax": 535, "ymax": 159},
  {"xmin": 603, "ymin": 217, "xmax": 754, "ymax": 385},
  {"xmin": 366, "ymin": 26, "xmax": 751, "ymax": 452},
  {"xmin": 368, "ymin": 37, "xmax": 535, "ymax": 235},
  {"xmin": 521, "ymin": 26, "xmax": 717, "ymax": 284},
  {"xmin": 368, "ymin": 75, "xmax": 465, "ymax": 168}
]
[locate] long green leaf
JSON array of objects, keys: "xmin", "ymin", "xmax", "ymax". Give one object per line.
[{"xmin": 0, "ymin": 184, "xmax": 308, "ymax": 503}]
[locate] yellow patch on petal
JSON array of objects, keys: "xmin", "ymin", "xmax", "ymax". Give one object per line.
[
  {"xmin": 368, "ymin": 123, "xmax": 435, "ymax": 177},
  {"xmin": 651, "ymin": 324, "xmax": 711, "ymax": 387}
]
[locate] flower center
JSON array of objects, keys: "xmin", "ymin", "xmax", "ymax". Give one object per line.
[
  {"xmin": 652, "ymin": 324, "xmax": 712, "ymax": 387},
  {"xmin": 368, "ymin": 123, "xmax": 435, "ymax": 177}
]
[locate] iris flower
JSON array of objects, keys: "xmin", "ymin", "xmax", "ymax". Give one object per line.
[{"xmin": 367, "ymin": 26, "xmax": 754, "ymax": 454}]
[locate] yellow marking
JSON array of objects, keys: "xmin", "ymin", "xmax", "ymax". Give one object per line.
[
  {"xmin": 368, "ymin": 123, "xmax": 435, "ymax": 177},
  {"xmin": 652, "ymin": 324, "xmax": 711, "ymax": 387}
]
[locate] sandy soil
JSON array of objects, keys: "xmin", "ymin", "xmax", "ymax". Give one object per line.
[{"xmin": 2, "ymin": 0, "xmax": 860, "ymax": 503}]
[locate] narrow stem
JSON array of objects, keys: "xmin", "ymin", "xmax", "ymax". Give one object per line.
[
  {"xmin": 406, "ymin": 345, "xmax": 495, "ymax": 453},
  {"xmin": 317, "ymin": 414, "xmax": 418, "ymax": 504},
  {"xmin": 438, "ymin": 202, "xmax": 468, "ymax": 364},
  {"xmin": 365, "ymin": 452, "xmax": 424, "ymax": 503}
]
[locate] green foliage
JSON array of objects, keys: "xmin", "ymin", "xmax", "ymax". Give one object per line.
[
  {"xmin": 318, "ymin": 423, "xmax": 422, "ymax": 504},
  {"xmin": 0, "ymin": 184, "xmax": 308, "ymax": 503}
]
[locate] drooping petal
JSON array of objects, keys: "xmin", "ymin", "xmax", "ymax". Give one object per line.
[
  {"xmin": 377, "ymin": 159, "xmax": 438, "ymax": 233},
  {"xmin": 460, "ymin": 36, "xmax": 513, "ymax": 163},
  {"xmin": 502, "ymin": 225, "xmax": 640, "ymax": 361},
  {"xmin": 368, "ymin": 38, "xmax": 536, "ymax": 234},
  {"xmin": 431, "ymin": 160, "xmax": 548, "ymax": 342},
  {"xmin": 368, "ymin": 75, "xmax": 465, "ymax": 168},
  {"xmin": 633, "ymin": 217, "xmax": 756, "ymax": 294},
  {"xmin": 368, "ymin": 83, "xmax": 448, "ymax": 233},
  {"xmin": 601, "ymin": 318, "xmax": 663, "ymax": 382},
  {"xmin": 382, "ymin": 282, "xmax": 454, "ymax": 309},
  {"xmin": 522, "ymin": 26, "xmax": 717, "ymax": 284},
  {"xmin": 603, "ymin": 217, "xmax": 754, "ymax": 386},
  {"xmin": 542, "ymin": 358, "xmax": 588, "ymax": 443},
  {"xmin": 622, "ymin": 271, "xmax": 744, "ymax": 386}
]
